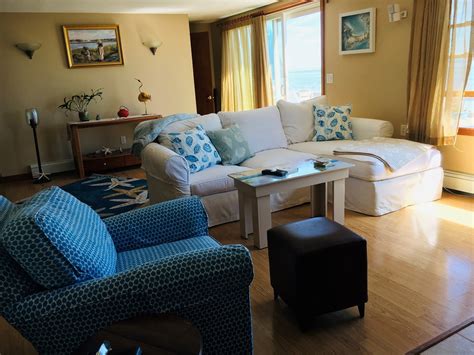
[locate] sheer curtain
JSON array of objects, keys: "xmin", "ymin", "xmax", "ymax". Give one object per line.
[
  {"xmin": 221, "ymin": 16, "xmax": 273, "ymax": 112},
  {"xmin": 407, "ymin": 0, "xmax": 473, "ymax": 145}
]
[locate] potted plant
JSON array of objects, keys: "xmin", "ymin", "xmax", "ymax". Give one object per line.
[{"xmin": 58, "ymin": 88, "xmax": 103, "ymax": 121}]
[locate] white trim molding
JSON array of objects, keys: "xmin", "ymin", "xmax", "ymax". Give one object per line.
[
  {"xmin": 443, "ymin": 170, "xmax": 474, "ymax": 194},
  {"xmin": 30, "ymin": 159, "xmax": 75, "ymax": 178}
]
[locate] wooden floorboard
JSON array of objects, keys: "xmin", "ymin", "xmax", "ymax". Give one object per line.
[{"xmin": 0, "ymin": 169, "xmax": 473, "ymax": 354}]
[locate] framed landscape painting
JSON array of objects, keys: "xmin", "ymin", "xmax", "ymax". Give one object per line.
[
  {"xmin": 62, "ymin": 25, "xmax": 124, "ymax": 68},
  {"xmin": 339, "ymin": 8, "xmax": 376, "ymax": 55}
]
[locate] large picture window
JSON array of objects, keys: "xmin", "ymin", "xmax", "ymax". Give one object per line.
[{"xmin": 266, "ymin": 3, "xmax": 323, "ymax": 103}]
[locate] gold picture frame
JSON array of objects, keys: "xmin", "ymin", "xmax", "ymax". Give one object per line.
[{"xmin": 62, "ymin": 24, "xmax": 124, "ymax": 68}]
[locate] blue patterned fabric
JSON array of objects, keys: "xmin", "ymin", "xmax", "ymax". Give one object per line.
[
  {"xmin": 104, "ymin": 196, "xmax": 209, "ymax": 252},
  {"xmin": 165, "ymin": 125, "xmax": 221, "ymax": 173},
  {"xmin": 131, "ymin": 113, "xmax": 199, "ymax": 156},
  {"xmin": 207, "ymin": 124, "xmax": 254, "ymax": 165},
  {"xmin": 116, "ymin": 236, "xmax": 220, "ymax": 272},
  {"xmin": 312, "ymin": 104, "xmax": 353, "ymax": 141},
  {"xmin": 1, "ymin": 187, "xmax": 117, "ymax": 289},
  {"xmin": 0, "ymin": 197, "xmax": 43, "ymax": 310},
  {"xmin": 2, "ymin": 197, "xmax": 254, "ymax": 354}
]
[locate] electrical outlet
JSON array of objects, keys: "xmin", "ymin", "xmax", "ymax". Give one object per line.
[
  {"xmin": 400, "ymin": 124, "xmax": 408, "ymax": 137},
  {"xmin": 326, "ymin": 73, "xmax": 334, "ymax": 84},
  {"xmin": 120, "ymin": 136, "xmax": 127, "ymax": 145}
]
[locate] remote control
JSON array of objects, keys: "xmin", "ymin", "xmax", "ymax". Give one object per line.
[{"xmin": 262, "ymin": 169, "xmax": 288, "ymax": 177}]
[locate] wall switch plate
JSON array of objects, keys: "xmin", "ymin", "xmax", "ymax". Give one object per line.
[
  {"xmin": 326, "ymin": 73, "xmax": 334, "ymax": 84},
  {"xmin": 120, "ymin": 136, "xmax": 127, "ymax": 145},
  {"xmin": 400, "ymin": 124, "xmax": 408, "ymax": 136}
]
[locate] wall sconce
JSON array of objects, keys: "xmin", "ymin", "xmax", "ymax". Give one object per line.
[
  {"xmin": 15, "ymin": 42, "xmax": 42, "ymax": 59},
  {"xmin": 388, "ymin": 4, "xmax": 408, "ymax": 22},
  {"xmin": 142, "ymin": 40, "xmax": 162, "ymax": 55}
]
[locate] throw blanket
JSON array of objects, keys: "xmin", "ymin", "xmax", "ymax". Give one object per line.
[
  {"xmin": 333, "ymin": 137, "xmax": 434, "ymax": 171},
  {"xmin": 131, "ymin": 113, "xmax": 199, "ymax": 156}
]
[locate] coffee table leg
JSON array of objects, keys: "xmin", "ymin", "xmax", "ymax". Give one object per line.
[
  {"xmin": 251, "ymin": 195, "xmax": 271, "ymax": 249},
  {"xmin": 332, "ymin": 179, "xmax": 345, "ymax": 225},
  {"xmin": 238, "ymin": 190, "xmax": 253, "ymax": 239},
  {"xmin": 311, "ymin": 183, "xmax": 327, "ymax": 218}
]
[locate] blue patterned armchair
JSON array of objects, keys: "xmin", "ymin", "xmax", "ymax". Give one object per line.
[{"xmin": 0, "ymin": 193, "xmax": 254, "ymax": 354}]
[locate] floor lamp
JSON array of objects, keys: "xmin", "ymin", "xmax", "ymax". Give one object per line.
[{"xmin": 26, "ymin": 108, "xmax": 51, "ymax": 184}]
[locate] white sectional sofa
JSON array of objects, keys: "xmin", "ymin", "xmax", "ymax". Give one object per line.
[{"xmin": 141, "ymin": 96, "xmax": 443, "ymax": 226}]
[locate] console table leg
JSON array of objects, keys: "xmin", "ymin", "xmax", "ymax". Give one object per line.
[
  {"xmin": 332, "ymin": 179, "xmax": 345, "ymax": 225},
  {"xmin": 252, "ymin": 195, "xmax": 271, "ymax": 249},
  {"xmin": 238, "ymin": 190, "xmax": 253, "ymax": 239}
]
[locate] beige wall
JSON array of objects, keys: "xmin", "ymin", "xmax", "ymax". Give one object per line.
[
  {"xmin": 324, "ymin": 0, "xmax": 413, "ymax": 137},
  {"xmin": 0, "ymin": 13, "xmax": 196, "ymax": 177},
  {"xmin": 439, "ymin": 135, "xmax": 474, "ymax": 175}
]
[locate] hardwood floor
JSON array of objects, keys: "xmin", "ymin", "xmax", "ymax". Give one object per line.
[{"xmin": 0, "ymin": 169, "xmax": 473, "ymax": 354}]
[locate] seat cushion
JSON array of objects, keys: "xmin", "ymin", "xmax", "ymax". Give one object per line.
[
  {"xmin": 190, "ymin": 165, "xmax": 251, "ymax": 196},
  {"xmin": 218, "ymin": 106, "xmax": 288, "ymax": 154},
  {"xmin": 116, "ymin": 236, "xmax": 220, "ymax": 272},
  {"xmin": 1, "ymin": 187, "xmax": 117, "ymax": 289},
  {"xmin": 158, "ymin": 113, "xmax": 222, "ymax": 149},
  {"xmin": 240, "ymin": 148, "xmax": 315, "ymax": 170},
  {"xmin": 289, "ymin": 141, "xmax": 442, "ymax": 181},
  {"xmin": 277, "ymin": 95, "xmax": 328, "ymax": 144},
  {"xmin": 0, "ymin": 196, "xmax": 42, "ymax": 309}
]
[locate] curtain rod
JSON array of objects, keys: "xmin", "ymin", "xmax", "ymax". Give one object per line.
[{"xmin": 217, "ymin": 0, "xmax": 316, "ymax": 28}]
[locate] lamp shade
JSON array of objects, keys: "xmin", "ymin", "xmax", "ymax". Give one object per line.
[{"xmin": 26, "ymin": 108, "xmax": 39, "ymax": 126}]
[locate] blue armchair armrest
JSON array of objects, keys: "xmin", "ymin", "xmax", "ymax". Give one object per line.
[
  {"xmin": 104, "ymin": 196, "xmax": 208, "ymax": 252},
  {"xmin": 4, "ymin": 245, "xmax": 253, "ymax": 354}
]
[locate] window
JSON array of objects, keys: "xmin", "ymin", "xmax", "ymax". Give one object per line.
[
  {"xmin": 451, "ymin": 0, "xmax": 473, "ymax": 135},
  {"xmin": 266, "ymin": 3, "xmax": 323, "ymax": 103}
]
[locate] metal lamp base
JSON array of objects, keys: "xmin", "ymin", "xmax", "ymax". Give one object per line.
[{"xmin": 33, "ymin": 172, "xmax": 51, "ymax": 184}]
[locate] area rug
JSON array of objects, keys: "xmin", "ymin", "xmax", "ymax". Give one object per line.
[
  {"xmin": 61, "ymin": 174, "xmax": 149, "ymax": 218},
  {"xmin": 406, "ymin": 317, "xmax": 474, "ymax": 354}
]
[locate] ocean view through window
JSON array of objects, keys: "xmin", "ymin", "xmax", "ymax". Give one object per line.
[{"xmin": 266, "ymin": 3, "xmax": 323, "ymax": 103}]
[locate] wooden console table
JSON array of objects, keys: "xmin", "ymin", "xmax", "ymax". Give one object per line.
[{"xmin": 67, "ymin": 115, "xmax": 162, "ymax": 178}]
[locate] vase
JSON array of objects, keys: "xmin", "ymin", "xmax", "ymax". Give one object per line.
[{"xmin": 78, "ymin": 111, "xmax": 89, "ymax": 122}]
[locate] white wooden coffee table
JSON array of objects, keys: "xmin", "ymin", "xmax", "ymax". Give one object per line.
[{"xmin": 229, "ymin": 160, "xmax": 353, "ymax": 249}]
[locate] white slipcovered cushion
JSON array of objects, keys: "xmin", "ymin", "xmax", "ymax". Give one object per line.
[
  {"xmin": 218, "ymin": 106, "xmax": 287, "ymax": 154},
  {"xmin": 277, "ymin": 95, "xmax": 329, "ymax": 144},
  {"xmin": 351, "ymin": 117, "xmax": 394, "ymax": 140},
  {"xmin": 289, "ymin": 141, "xmax": 441, "ymax": 181},
  {"xmin": 240, "ymin": 148, "xmax": 315, "ymax": 169},
  {"xmin": 158, "ymin": 113, "xmax": 222, "ymax": 149},
  {"xmin": 190, "ymin": 165, "xmax": 251, "ymax": 196}
]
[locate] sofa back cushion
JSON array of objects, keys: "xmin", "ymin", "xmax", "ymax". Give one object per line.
[
  {"xmin": 277, "ymin": 95, "xmax": 329, "ymax": 144},
  {"xmin": 0, "ymin": 196, "xmax": 42, "ymax": 310},
  {"xmin": 218, "ymin": 106, "xmax": 287, "ymax": 154},
  {"xmin": 158, "ymin": 113, "xmax": 222, "ymax": 150},
  {"xmin": 1, "ymin": 187, "xmax": 117, "ymax": 289}
]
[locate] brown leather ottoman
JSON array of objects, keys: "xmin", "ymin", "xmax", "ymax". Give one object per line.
[{"xmin": 268, "ymin": 217, "xmax": 368, "ymax": 330}]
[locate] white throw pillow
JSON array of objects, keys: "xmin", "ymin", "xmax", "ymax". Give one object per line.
[
  {"xmin": 158, "ymin": 113, "xmax": 222, "ymax": 149},
  {"xmin": 218, "ymin": 106, "xmax": 287, "ymax": 154},
  {"xmin": 277, "ymin": 95, "xmax": 329, "ymax": 144}
]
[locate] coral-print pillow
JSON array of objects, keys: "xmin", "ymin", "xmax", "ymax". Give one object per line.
[
  {"xmin": 312, "ymin": 105, "xmax": 353, "ymax": 141},
  {"xmin": 166, "ymin": 125, "xmax": 221, "ymax": 173}
]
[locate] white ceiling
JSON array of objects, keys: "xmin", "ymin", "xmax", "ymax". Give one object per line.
[{"xmin": 0, "ymin": 0, "xmax": 278, "ymax": 22}]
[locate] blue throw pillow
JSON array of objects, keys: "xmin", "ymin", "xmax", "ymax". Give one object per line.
[
  {"xmin": 312, "ymin": 104, "xmax": 353, "ymax": 141},
  {"xmin": 166, "ymin": 125, "xmax": 221, "ymax": 173},
  {"xmin": 1, "ymin": 187, "xmax": 117, "ymax": 289},
  {"xmin": 0, "ymin": 196, "xmax": 42, "ymax": 308},
  {"xmin": 207, "ymin": 125, "xmax": 253, "ymax": 165}
]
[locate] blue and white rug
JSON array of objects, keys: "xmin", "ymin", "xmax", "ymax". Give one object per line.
[{"xmin": 61, "ymin": 174, "xmax": 149, "ymax": 218}]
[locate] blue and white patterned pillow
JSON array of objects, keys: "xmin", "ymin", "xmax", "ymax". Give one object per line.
[
  {"xmin": 312, "ymin": 104, "xmax": 353, "ymax": 141},
  {"xmin": 166, "ymin": 125, "xmax": 221, "ymax": 173}
]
